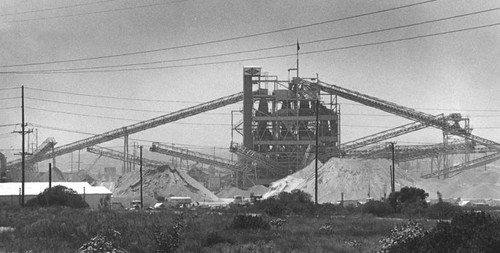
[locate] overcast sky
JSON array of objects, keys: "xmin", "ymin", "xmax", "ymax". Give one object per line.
[{"xmin": 1, "ymin": 0, "xmax": 499, "ymax": 166}]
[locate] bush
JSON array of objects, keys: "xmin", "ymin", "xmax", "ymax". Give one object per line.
[
  {"xmin": 363, "ymin": 200, "xmax": 393, "ymax": 217},
  {"xmin": 153, "ymin": 214, "xmax": 185, "ymax": 253},
  {"xmin": 387, "ymin": 187, "xmax": 428, "ymax": 213},
  {"xmin": 426, "ymin": 202, "xmax": 463, "ymax": 220},
  {"xmin": 203, "ymin": 231, "xmax": 233, "ymax": 247},
  {"xmin": 419, "ymin": 211, "xmax": 500, "ymax": 252},
  {"xmin": 78, "ymin": 229, "xmax": 126, "ymax": 253},
  {"xmin": 26, "ymin": 185, "xmax": 88, "ymax": 208},
  {"xmin": 259, "ymin": 200, "xmax": 288, "ymax": 217},
  {"xmin": 386, "ymin": 211, "xmax": 500, "ymax": 252},
  {"xmin": 229, "ymin": 214, "xmax": 270, "ymax": 230},
  {"xmin": 253, "ymin": 190, "xmax": 315, "ymax": 216},
  {"xmin": 377, "ymin": 220, "xmax": 426, "ymax": 253}
]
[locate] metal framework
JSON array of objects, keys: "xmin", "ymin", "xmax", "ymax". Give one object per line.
[
  {"xmin": 7, "ymin": 91, "xmax": 249, "ymax": 171},
  {"xmin": 232, "ymin": 68, "xmax": 340, "ymax": 184},
  {"xmin": 150, "ymin": 142, "xmax": 253, "ymax": 187},
  {"xmin": 305, "ymin": 79, "xmax": 500, "ymax": 177}
]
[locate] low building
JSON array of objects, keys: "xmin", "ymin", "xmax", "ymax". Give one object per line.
[{"xmin": 0, "ymin": 182, "xmax": 112, "ymax": 209}]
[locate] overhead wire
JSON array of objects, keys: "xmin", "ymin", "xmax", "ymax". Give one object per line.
[
  {"xmin": 6, "ymin": 6, "xmax": 499, "ymax": 73},
  {"xmin": 0, "ymin": 123, "xmax": 17, "ymax": 127},
  {"xmin": 28, "ymin": 123, "xmax": 230, "ymax": 150},
  {"xmin": 0, "ymin": 106, "xmax": 20, "ymax": 110},
  {"xmin": 24, "ymin": 96, "xmax": 230, "ymax": 115},
  {"xmin": 0, "ymin": 96, "xmax": 20, "ymax": 100},
  {"xmin": 0, "ymin": 0, "xmax": 120, "ymax": 17},
  {"xmin": 0, "ymin": 87, "xmax": 19, "ymax": 91},
  {"xmin": 1, "ymin": 0, "xmax": 188, "ymax": 24},
  {"xmin": 25, "ymin": 87, "xmax": 201, "ymax": 103},
  {"xmin": 0, "ymin": 0, "xmax": 437, "ymax": 68},
  {"xmin": 5, "ymin": 21, "xmax": 499, "ymax": 74},
  {"xmin": 25, "ymin": 106, "xmax": 232, "ymax": 126},
  {"xmin": 339, "ymin": 102, "xmax": 500, "ymax": 113}
]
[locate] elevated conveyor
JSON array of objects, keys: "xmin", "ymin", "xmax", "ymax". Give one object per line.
[
  {"xmin": 421, "ymin": 152, "xmax": 500, "ymax": 179},
  {"xmin": 229, "ymin": 142, "xmax": 281, "ymax": 170},
  {"xmin": 150, "ymin": 142, "xmax": 246, "ymax": 172},
  {"xmin": 87, "ymin": 146, "xmax": 167, "ymax": 169},
  {"xmin": 341, "ymin": 117, "xmax": 444, "ymax": 152},
  {"xmin": 7, "ymin": 91, "xmax": 247, "ymax": 170},
  {"xmin": 305, "ymin": 79, "xmax": 500, "ymax": 151}
]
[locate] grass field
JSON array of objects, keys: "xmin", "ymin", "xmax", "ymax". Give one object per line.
[{"xmin": 0, "ymin": 206, "xmax": 440, "ymax": 253}]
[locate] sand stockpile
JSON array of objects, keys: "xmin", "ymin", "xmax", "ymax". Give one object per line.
[
  {"xmin": 263, "ymin": 158, "xmax": 412, "ymax": 203},
  {"xmin": 415, "ymin": 167, "xmax": 500, "ymax": 200},
  {"xmin": 113, "ymin": 165, "xmax": 219, "ymax": 203},
  {"xmin": 263, "ymin": 157, "xmax": 500, "ymax": 204}
]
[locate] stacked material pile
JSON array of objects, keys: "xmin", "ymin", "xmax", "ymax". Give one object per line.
[
  {"xmin": 263, "ymin": 158, "xmax": 412, "ymax": 203},
  {"xmin": 113, "ymin": 165, "xmax": 219, "ymax": 203}
]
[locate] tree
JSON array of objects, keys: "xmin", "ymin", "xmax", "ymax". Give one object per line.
[
  {"xmin": 26, "ymin": 185, "xmax": 89, "ymax": 208},
  {"xmin": 387, "ymin": 186, "xmax": 428, "ymax": 213}
]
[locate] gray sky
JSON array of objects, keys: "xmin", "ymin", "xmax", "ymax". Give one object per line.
[{"xmin": 1, "ymin": 0, "xmax": 499, "ymax": 164}]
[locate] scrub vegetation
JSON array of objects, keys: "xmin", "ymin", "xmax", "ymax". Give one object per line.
[{"xmin": 0, "ymin": 188, "xmax": 498, "ymax": 252}]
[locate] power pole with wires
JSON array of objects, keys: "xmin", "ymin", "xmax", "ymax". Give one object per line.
[
  {"xmin": 139, "ymin": 146, "xmax": 143, "ymax": 209},
  {"xmin": 13, "ymin": 86, "xmax": 32, "ymax": 207},
  {"xmin": 389, "ymin": 142, "xmax": 396, "ymax": 193}
]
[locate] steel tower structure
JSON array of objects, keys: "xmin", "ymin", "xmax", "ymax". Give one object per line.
[{"xmin": 231, "ymin": 67, "xmax": 341, "ymax": 184}]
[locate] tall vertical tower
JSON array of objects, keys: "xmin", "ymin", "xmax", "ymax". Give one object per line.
[
  {"xmin": 243, "ymin": 67, "xmax": 261, "ymax": 149},
  {"xmin": 235, "ymin": 67, "xmax": 340, "ymax": 184}
]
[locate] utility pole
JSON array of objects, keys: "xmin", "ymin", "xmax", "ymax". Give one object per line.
[
  {"xmin": 139, "ymin": 146, "xmax": 143, "ymax": 209},
  {"xmin": 389, "ymin": 142, "xmax": 396, "ymax": 193},
  {"xmin": 315, "ymin": 98, "xmax": 319, "ymax": 205},
  {"xmin": 49, "ymin": 163, "xmax": 52, "ymax": 190},
  {"xmin": 13, "ymin": 86, "xmax": 32, "ymax": 207}
]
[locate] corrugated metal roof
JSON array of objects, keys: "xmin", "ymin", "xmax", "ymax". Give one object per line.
[{"xmin": 0, "ymin": 182, "xmax": 112, "ymax": 196}]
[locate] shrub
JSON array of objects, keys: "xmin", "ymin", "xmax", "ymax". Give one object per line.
[
  {"xmin": 319, "ymin": 223, "xmax": 335, "ymax": 235},
  {"xmin": 417, "ymin": 211, "xmax": 500, "ymax": 252},
  {"xmin": 387, "ymin": 187, "xmax": 428, "ymax": 213},
  {"xmin": 26, "ymin": 185, "xmax": 88, "ymax": 208},
  {"xmin": 254, "ymin": 190, "xmax": 315, "ymax": 216},
  {"xmin": 426, "ymin": 202, "xmax": 462, "ymax": 220},
  {"xmin": 363, "ymin": 200, "xmax": 393, "ymax": 217},
  {"xmin": 377, "ymin": 220, "xmax": 426, "ymax": 253},
  {"xmin": 203, "ymin": 231, "xmax": 233, "ymax": 247},
  {"xmin": 153, "ymin": 214, "xmax": 185, "ymax": 253},
  {"xmin": 383, "ymin": 211, "xmax": 500, "ymax": 252},
  {"xmin": 259, "ymin": 200, "xmax": 288, "ymax": 217},
  {"xmin": 78, "ymin": 229, "xmax": 126, "ymax": 253},
  {"xmin": 229, "ymin": 214, "xmax": 270, "ymax": 230}
]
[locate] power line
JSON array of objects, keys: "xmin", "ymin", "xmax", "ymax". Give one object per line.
[
  {"xmin": 1, "ymin": 0, "xmax": 188, "ymax": 24},
  {"xmin": 0, "ymin": 87, "xmax": 19, "ymax": 91},
  {"xmin": 0, "ymin": 0, "xmax": 436, "ymax": 68},
  {"xmin": 25, "ymin": 87, "xmax": 201, "ymax": 103},
  {"xmin": 26, "ymin": 106, "xmax": 232, "ymax": 126},
  {"xmin": 0, "ymin": 106, "xmax": 20, "ymax": 110},
  {"xmin": 24, "ymin": 95, "xmax": 500, "ymax": 118},
  {"xmin": 0, "ymin": 0, "xmax": 120, "ymax": 17},
  {"xmin": 0, "ymin": 123, "xmax": 18, "ymax": 128},
  {"xmin": 340, "ymin": 102, "xmax": 500, "ymax": 113},
  {"xmin": 6, "ymin": 6, "xmax": 498, "ymax": 73},
  {"xmin": 8, "ymin": 21, "xmax": 500, "ymax": 74},
  {"xmin": 24, "ymin": 96, "xmax": 231, "ymax": 115},
  {"xmin": 0, "ymin": 97, "xmax": 20, "ymax": 100},
  {"xmin": 28, "ymin": 123, "xmax": 230, "ymax": 149}
]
